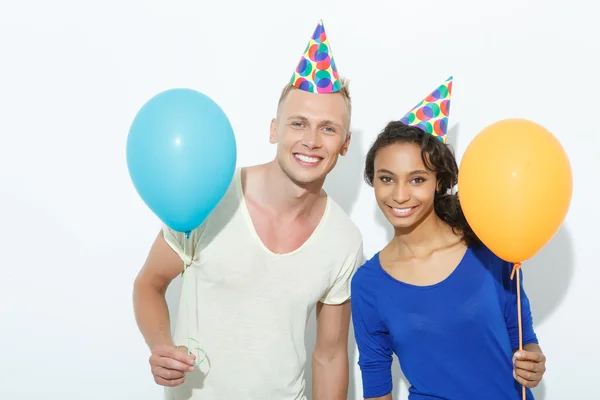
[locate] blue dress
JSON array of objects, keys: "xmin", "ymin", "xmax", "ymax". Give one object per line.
[{"xmin": 351, "ymin": 245, "xmax": 539, "ymax": 399}]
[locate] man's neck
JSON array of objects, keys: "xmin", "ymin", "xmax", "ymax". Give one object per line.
[{"xmin": 245, "ymin": 160, "xmax": 325, "ymax": 219}]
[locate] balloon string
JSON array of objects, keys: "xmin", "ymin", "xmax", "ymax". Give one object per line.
[
  {"xmin": 511, "ymin": 262, "xmax": 526, "ymax": 400},
  {"xmin": 176, "ymin": 233, "xmax": 207, "ymax": 367}
]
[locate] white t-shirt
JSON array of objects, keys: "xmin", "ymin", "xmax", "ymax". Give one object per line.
[{"xmin": 162, "ymin": 168, "xmax": 364, "ymax": 400}]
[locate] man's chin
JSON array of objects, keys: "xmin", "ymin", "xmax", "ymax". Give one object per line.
[{"xmin": 285, "ymin": 167, "xmax": 327, "ymax": 187}]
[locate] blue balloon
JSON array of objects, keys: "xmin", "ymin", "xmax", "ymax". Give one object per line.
[{"xmin": 126, "ymin": 88, "xmax": 237, "ymax": 234}]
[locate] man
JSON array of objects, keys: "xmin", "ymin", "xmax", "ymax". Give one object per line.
[{"xmin": 133, "ymin": 20, "xmax": 364, "ymax": 400}]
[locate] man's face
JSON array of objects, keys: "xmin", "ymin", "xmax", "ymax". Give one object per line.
[{"xmin": 270, "ymin": 88, "xmax": 351, "ymax": 186}]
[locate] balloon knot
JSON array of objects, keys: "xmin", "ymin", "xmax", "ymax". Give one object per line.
[{"xmin": 510, "ymin": 262, "xmax": 522, "ymax": 280}]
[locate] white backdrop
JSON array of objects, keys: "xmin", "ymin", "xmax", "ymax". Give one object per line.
[{"xmin": 1, "ymin": 0, "xmax": 599, "ymax": 399}]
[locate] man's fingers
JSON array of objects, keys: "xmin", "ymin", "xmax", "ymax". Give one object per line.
[
  {"xmin": 152, "ymin": 366, "xmax": 186, "ymax": 380},
  {"xmin": 154, "ymin": 375, "xmax": 185, "ymax": 387},
  {"xmin": 172, "ymin": 345, "xmax": 197, "ymax": 365},
  {"xmin": 148, "ymin": 344, "xmax": 197, "ymax": 389},
  {"xmin": 158, "ymin": 356, "xmax": 195, "ymax": 373},
  {"xmin": 152, "ymin": 344, "xmax": 196, "ymax": 366}
]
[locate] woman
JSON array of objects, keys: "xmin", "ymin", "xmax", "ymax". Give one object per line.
[{"xmin": 351, "ymin": 121, "xmax": 546, "ymax": 399}]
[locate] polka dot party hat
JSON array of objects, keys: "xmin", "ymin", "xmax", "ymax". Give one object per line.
[
  {"xmin": 289, "ymin": 20, "xmax": 342, "ymax": 94},
  {"xmin": 400, "ymin": 76, "xmax": 453, "ymax": 143}
]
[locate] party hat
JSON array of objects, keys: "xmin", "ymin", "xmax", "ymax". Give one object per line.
[
  {"xmin": 289, "ymin": 20, "xmax": 342, "ymax": 94},
  {"xmin": 400, "ymin": 76, "xmax": 453, "ymax": 143}
]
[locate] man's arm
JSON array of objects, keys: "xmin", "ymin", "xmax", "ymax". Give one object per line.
[
  {"xmin": 133, "ymin": 230, "xmax": 183, "ymax": 348},
  {"xmin": 312, "ymin": 300, "xmax": 351, "ymax": 400},
  {"xmin": 133, "ymin": 230, "xmax": 196, "ymax": 386}
]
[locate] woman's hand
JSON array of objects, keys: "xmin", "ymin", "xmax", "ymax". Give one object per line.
[{"xmin": 513, "ymin": 346, "xmax": 546, "ymax": 388}]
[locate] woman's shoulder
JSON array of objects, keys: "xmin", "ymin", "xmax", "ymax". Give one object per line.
[
  {"xmin": 468, "ymin": 243, "xmax": 514, "ymax": 278},
  {"xmin": 351, "ymin": 252, "xmax": 383, "ymax": 289},
  {"xmin": 469, "ymin": 243, "xmax": 504, "ymax": 263},
  {"xmin": 350, "ymin": 252, "xmax": 388, "ymax": 310}
]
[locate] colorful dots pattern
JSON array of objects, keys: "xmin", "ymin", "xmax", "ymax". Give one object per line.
[
  {"xmin": 290, "ymin": 20, "xmax": 342, "ymax": 94},
  {"xmin": 399, "ymin": 76, "xmax": 453, "ymax": 143}
]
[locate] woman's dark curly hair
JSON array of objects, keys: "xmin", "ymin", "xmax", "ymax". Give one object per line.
[{"xmin": 364, "ymin": 121, "xmax": 480, "ymax": 247}]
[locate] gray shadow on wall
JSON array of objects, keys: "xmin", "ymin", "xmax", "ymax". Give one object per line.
[
  {"xmin": 305, "ymin": 128, "xmax": 365, "ymax": 400},
  {"xmin": 375, "ymin": 205, "xmax": 394, "ymax": 244},
  {"xmin": 445, "ymin": 122, "xmax": 461, "ymax": 154},
  {"xmin": 323, "ymin": 128, "xmax": 366, "ymax": 215},
  {"xmin": 532, "ymin": 379, "xmax": 547, "ymax": 399},
  {"xmin": 520, "ymin": 224, "xmax": 575, "ymax": 326},
  {"xmin": 391, "ymin": 355, "xmax": 410, "ymax": 399}
]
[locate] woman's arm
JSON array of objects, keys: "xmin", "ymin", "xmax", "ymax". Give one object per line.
[
  {"xmin": 502, "ymin": 266, "xmax": 539, "ymax": 349},
  {"xmin": 366, "ymin": 395, "xmax": 393, "ymax": 400},
  {"xmin": 500, "ymin": 262, "xmax": 546, "ymax": 388},
  {"xmin": 351, "ymin": 271, "xmax": 395, "ymax": 399}
]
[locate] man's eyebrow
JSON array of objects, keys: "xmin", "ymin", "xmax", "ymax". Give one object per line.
[
  {"xmin": 286, "ymin": 116, "xmax": 344, "ymax": 131},
  {"xmin": 287, "ymin": 115, "xmax": 308, "ymax": 121}
]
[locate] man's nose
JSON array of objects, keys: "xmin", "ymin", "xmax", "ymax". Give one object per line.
[{"xmin": 301, "ymin": 128, "xmax": 322, "ymax": 149}]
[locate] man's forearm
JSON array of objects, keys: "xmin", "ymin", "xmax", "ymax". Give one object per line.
[
  {"xmin": 312, "ymin": 350, "xmax": 349, "ymax": 400},
  {"xmin": 133, "ymin": 280, "xmax": 173, "ymax": 349}
]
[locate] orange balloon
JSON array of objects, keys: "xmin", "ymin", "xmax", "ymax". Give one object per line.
[{"xmin": 458, "ymin": 119, "xmax": 572, "ymax": 263}]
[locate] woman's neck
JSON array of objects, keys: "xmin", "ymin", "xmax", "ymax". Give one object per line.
[{"xmin": 390, "ymin": 210, "xmax": 460, "ymax": 259}]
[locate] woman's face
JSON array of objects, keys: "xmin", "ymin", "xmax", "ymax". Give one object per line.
[{"xmin": 372, "ymin": 142, "xmax": 438, "ymax": 230}]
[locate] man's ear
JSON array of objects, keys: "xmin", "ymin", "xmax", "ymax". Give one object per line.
[
  {"xmin": 269, "ymin": 118, "xmax": 278, "ymax": 144},
  {"xmin": 339, "ymin": 130, "xmax": 352, "ymax": 156}
]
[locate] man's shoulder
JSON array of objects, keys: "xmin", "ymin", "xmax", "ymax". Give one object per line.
[
  {"xmin": 324, "ymin": 196, "xmax": 362, "ymax": 242},
  {"xmin": 209, "ymin": 167, "xmax": 242, "ymax": 209},
  {"xmin": 185, "ymin": 168, "xmax": 242, "ymax": 238}
]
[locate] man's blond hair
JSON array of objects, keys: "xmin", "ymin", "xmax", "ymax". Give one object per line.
[{"xmin": 276, "ymin": 77, "xmax": 352, "ymax": 128}]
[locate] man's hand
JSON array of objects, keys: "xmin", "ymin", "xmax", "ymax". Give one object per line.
[
  {"xmin": 149, "ymin": 344, "xmax": 196, "ymax": 387},
  {"xmin": 513, "ymin": 347, "xmax": 546, "ymax": 388}
]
